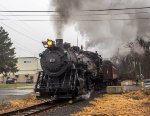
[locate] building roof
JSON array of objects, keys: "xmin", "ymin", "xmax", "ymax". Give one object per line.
[{"xmin": 17, "ymin": 57, "xmax": 39, "ymax": 59}]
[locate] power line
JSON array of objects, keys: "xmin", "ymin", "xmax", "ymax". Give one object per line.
[
  {"xmin": 0, "ymin": 19, "xmax": 8, "ymax": 20},
  {"xmin": 0, "ymin": 35, "xmax": 36, "ymax": 56},
  {"xmin": 0, "ymin": 5, "xmax": 43, "ymax": 42},
  {"xmin": 83, "ymin": 6, "xmax": 150, "ymax": 11},
  {"xmin": 1, "ymin": 23, "xmax": 40, "ymax": 43},
  {"xmin": 16, "ymin": 45, "xmax": 39, "ymax": 55},
  {"xmin": 14, "ymin": 20, "xmax": 62, "ymax": 21},
  {"xmin": 0, "ymin": 19, "xmax": 63, "ymax": 21},
  {"xmin": 2, "ymin": 15, "xmax": 59, "ymax": 16},
  {"xmin": 0, "ymin": 10, "xmax": 59, "ymax": 12},
  {"xmin": 1, "ymin": 17, "xmax": 150, "ymax": 22},
  {"xmin": 0, "ymin": 28, "xmax": 40, "ymax": 55},
  {"xmin": 79, "ymin": 17, "xmax": 150, "ymax": 22},
  {"xmin": 0, "ymin": 36, "xmax": 40, "ymax": 55},
  {"xmin": 1, "ymin": 6, "xmax": 150, "ymax": 12},
  {"xmin": 2, "ymin": 11, "xmax": 150, "ymax": 17},
  {"xmin": 15, "ymin": 44, "xmax": 35, "ymax": 55},
  {"xmin": 0, "ymin": 11, "xmax": 149, "ymax": 22},
  {"xmin": 80, "ymin": 11, "xmax": 150, "ymax": 16},
  {"xmin": 13, "ymin": 39, "xmax": 40, "ymax": 53},
  {"xmin": 1, "ymin": 19, "xmax": 42, "ymax": 41},
  {"xmin": 0, "ymin": 10, "xmax": 43, "ymax": 56}
]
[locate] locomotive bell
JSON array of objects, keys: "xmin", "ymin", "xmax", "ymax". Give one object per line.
[
  {"xmin": 64, "ymin": 42, "xmax": 71, "ymax": 49},
  {"xmin": 56, "ymin": 39, "xmax": 63, "ymax": 48}
]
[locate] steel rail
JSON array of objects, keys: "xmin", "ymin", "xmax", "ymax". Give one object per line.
[{"xmin": 0, "ymin": 100, "xmax": 65, "ymax": 116}]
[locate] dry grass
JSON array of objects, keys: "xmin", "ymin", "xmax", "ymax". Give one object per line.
[
  {"xmin": 0, "ymin": 84, "xmax": 34, "ymax": 89},
  {"xmin": 0, "ymin": 95, "xmax": 45, "ymax": 114},
  {"xmin": 72, "ymin": 91, "xmax": 150, "ymax": 116}
]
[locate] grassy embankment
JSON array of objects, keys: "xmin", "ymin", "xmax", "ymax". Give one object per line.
[{"xmin": 0, "ymin": 84, "xmax": 34, "ymax": 89}]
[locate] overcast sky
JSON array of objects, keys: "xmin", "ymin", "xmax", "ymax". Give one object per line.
[
  {"xmin": 0, "ymin": 0, "xmax": 83, "ymax": 57},
  {"xmin": 0, "ymin": 0, "xmax": 150, "ymax": 59}
]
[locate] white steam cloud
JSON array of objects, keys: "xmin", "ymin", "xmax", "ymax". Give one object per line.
[{"xmin": 51, "ymin": 0, "xmax": 150, "ymax": 58}]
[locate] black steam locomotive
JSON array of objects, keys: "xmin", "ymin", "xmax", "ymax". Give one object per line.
[{"xmin": 35, "ymin": 39, "xmax": 118, "ymax": 99}]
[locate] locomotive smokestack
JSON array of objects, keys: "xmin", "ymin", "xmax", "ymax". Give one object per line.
[{"xmin": 56, "ymin": 39, "xmax": 63, "ymax": 48}]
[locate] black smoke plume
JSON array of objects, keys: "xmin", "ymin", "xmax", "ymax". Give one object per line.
[{"xmin": 51, "ymin": 0, "xmax": 149, "ymax": 58}]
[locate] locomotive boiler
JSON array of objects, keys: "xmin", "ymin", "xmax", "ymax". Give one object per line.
[
  {"xmin": 35, "ymin": 39, "xmax": 94, "ymax": 99},
  {"xmin": 35, "ymin": 39, "xmax": 118, "ymax": 99}
]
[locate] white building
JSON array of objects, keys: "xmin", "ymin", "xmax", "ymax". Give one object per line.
[
  {"xmin": 15, "ymin": 57, "xmax": 42, "ymax": 83},
  {"xmin": 0, "ymin": 57, "xmax": 42, "ymax": 83}
]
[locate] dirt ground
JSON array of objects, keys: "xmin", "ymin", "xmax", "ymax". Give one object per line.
[
  {"xmin": 0, "ymin": 95, "xmax": 44, "ymax": 114},
  {"xmin": 0, "ymin": 91, "xmax": 149, "ymax": 116},
  {"xmin": 72, "ymin": 91, "xmax": 150, "ymax": 116}
]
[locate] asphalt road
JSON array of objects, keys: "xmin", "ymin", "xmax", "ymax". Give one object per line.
[
  {"xmin": 0, "ymin": 86, "xmax": 34, "ymax": 104},
  {"xmin": 0, "ymin": 89, "xmax": 33, "ymax": 96}
]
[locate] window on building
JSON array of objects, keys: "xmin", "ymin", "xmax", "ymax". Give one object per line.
[
  {"xmin": 24, "ymin": 61, "xmax": 32, "ymax": 63},
  {"xmin": 15, "ymin": 75, "xmax": 19, "ymax": 78},
  {"xmin": 25, "ymin": 75, "xmax": 29, "ymax": 77},
  {"xmin": 30, "ymin": 76, "xmax": 33, "ymax": 79}
]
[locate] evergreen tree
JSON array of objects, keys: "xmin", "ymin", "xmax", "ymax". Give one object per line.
[{"xmin": 0, "ymin": 26, "xmax": 18, "ymax": 80}]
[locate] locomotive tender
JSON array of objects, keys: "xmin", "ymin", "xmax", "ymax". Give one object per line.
[{"xmin": 35, "ymin": 39, "xmax": 118, "ymax": 99}]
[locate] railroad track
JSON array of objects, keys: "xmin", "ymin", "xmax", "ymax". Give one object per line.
[{"xmin": 0, "ymin": 100, "xmax": 66, "ymax": 116}]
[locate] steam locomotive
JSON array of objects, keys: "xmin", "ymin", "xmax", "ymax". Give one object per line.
[{"xmin": 35, "ymin": 39, "xmax": 118, "ymax": 99}]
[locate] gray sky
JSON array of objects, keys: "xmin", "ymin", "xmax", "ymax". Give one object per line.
[
  {"xmin": 0, "ymin": 0, "xmax": 83, "ymax": 57},
  {"xmin": 0, "ymin": 0, "xmax": 150, "ymax": 58}
]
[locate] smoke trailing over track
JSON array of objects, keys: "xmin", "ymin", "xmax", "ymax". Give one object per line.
[{"xmin": 51, "ymin": 0, "xmax": 150, "ymax": 58}]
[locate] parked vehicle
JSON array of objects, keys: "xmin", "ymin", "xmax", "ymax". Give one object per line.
[
  {"xmin": 6, "ymin": 77, "xmax": 16, "ymax": 84},
  {"xmin": 26, "ymin": 76, "xmax": 33, "ymax": 83}
]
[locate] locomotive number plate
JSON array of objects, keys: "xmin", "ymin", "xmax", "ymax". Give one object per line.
[{"xmin": 50, "ymin": 58, "xmax": 56, "ymax": 63}]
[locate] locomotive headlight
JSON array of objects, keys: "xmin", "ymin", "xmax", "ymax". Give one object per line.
[{"xmin": 47, "ymin": 40, "xmax": 53, "ymax": 46}]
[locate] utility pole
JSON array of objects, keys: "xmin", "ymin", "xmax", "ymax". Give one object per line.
[
  {"xmin": 77, "ymin": 35, "xmax": 78, "ymax": 46},
  {"xmin": 139, "ymin": 62, "xmax": 141, "ymax": 75}
]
